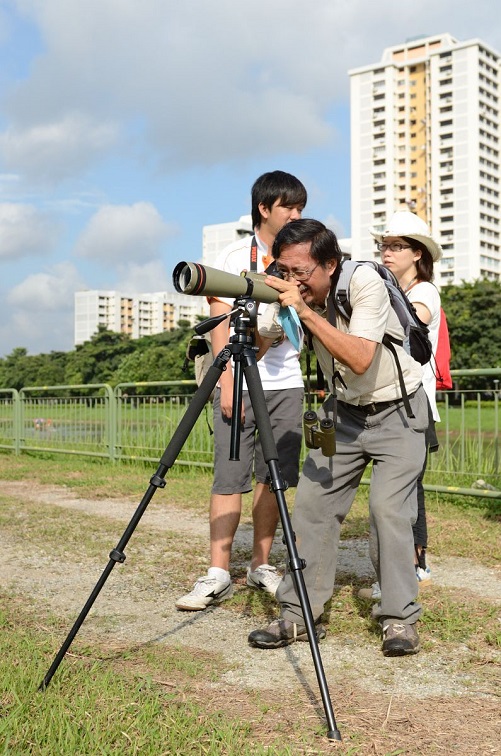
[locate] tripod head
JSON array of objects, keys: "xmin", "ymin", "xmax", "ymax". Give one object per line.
[
  {"xmin": 186, "ymin": 296, "xmax": 261, "ymax": 461},
  {"xmin": 194, "ymin": 294, "xmax": 258, "ymax": 343}
]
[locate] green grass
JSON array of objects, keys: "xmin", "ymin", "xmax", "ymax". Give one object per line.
[
  {"xmin": 0, "ymin": 453, "xmax": 500, "ymax": 754},
  {"xmin": 0, "ymin": 600, "xmax": 272, "ymax": 755},
  {"xmin": 0, "ymin": 595, "xmax": 336, "ymax": 755}
]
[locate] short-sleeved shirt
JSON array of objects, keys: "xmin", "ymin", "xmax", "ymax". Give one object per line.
[
  {"xmin": 312, "ymin": 265, "xmax": 423, "ymax": 405},
  {"xmin": 210, "ymin": 234, "xmax": 303, "ymax": 390},
  {"xmin": 407, "ymin": 281, "xmax": 441, "ymax": 421}
]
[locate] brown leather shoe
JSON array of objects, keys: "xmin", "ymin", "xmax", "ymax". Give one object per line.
[
  {"xmin": 382, "ymin": 622, "xmax": 420, "ymax": 656},
  {"xmin": 248, "ymin": 619, "xmax": 326, "ymax": 649}
]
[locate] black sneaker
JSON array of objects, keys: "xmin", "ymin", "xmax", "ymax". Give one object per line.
[
  {"xmin": 248, "ymin": 618, "xmax": 326, "ymax": 649},
  {"xmin": 382, "ymin": 622, "xmax": 420, "ymax": 656}
]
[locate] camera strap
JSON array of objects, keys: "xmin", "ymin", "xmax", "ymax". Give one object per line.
[
  {"xmin": 303, "ymin": 328, "xmax": 341, "ymax": 429},
  {"xmin": 250, "ymin": 235, "xmax": 258, "ymax": 272},
  {"xmin": 304, "ymin": 334, "xmax": 315, "ymax": 413}
]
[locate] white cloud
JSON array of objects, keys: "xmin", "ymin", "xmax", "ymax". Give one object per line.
[
  {"xmin": 7, "ymin": 260, "xmax": 84, "ymax": 310},
  {"xmin": 0, "ymin": 261, "xmax": 85, "ymax": 354},
  {"xmin": 323, "ymin": 213, "xmax": 346, "ymax": 239},
  {"xmin": 0, "ymin": 202, "xmax": 59, "ymax": 259},
  {"xmin": 114, "ymin": 260, "xmax": 171, "ymax": 295},
  {"xmin": 2, "ymin": 0, "xmax": 501, "ymax": 359},
  {"xmin": 74, "ymin": 202, "xmax": 176, "ymax": 265},
  {"xmin": 6, "ymin": 0, "xmax": 499, "ymax": 178},
  {"xmin": 0, "ymin": 113, "xmax": 119, "ymax": 183}
]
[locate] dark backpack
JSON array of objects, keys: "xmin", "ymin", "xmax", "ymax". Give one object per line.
[{"xmin": 328, "ymin": 260, "xmax": 432, "ymax": 418}]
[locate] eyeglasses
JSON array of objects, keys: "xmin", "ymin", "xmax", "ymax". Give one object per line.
[
  {"xmin": 276, "ymin": 263, "xmax": 319, "ymax": 281},
  {"xmin": 376, "ymin": 242, "xmax": 412, "ymax": 253}
]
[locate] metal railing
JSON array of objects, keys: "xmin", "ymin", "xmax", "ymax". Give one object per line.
[
  {"xmin": 0, "ymin": 371, "xmax": 499, "ymax": 500},
  {"xmin": 16, "ymin": 384, "xmax": 115, "ymax": 459}
]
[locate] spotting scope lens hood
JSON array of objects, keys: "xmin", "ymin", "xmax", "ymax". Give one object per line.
[{"xmin": 172, "ymin": 261, "xmax": 279, "ymax": 304}]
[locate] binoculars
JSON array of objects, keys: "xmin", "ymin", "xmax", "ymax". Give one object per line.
[{"xmin": 303, "ymin": 410, "xmax": 336, "ymax": 457}]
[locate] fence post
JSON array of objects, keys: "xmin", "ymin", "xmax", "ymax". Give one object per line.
[
  {"xmin": 494, "ymin": 379, "xmax": 499, "ymax": 475},
  {"xmin": 104, "ymin": 384, "xmax": 115, "ymax": 461},
  {"xmin": 13, "ymin": 389, "xmax": 20, "ymax": 455}
]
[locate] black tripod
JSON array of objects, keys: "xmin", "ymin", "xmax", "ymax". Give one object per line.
[{"xmin": 39, "ymin": 296, "xmax": 341, "ymax": 742}]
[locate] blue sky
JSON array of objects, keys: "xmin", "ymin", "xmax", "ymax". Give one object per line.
[{"xmin": 1, "ymin": 0, "xmax": 500, "ymax": 357}]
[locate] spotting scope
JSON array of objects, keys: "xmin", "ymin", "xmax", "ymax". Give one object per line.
[{"xmin": 172, "ymin": 261, "xmax": 280, "ymax": 304}]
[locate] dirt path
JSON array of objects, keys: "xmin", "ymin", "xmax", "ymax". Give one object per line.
[{"xmin": 1, "ymin": 479, "xmax": 500, "ymax": 753}]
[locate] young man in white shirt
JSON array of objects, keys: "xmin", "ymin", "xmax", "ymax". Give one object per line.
[{"xmin": 176, "ymin": 171, "xmax": 307, "ymax": 611}]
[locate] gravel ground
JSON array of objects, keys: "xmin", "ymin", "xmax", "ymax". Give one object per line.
[{"xmin": 1, "ymin": 478, "xmax": 500, "ymax": 704}]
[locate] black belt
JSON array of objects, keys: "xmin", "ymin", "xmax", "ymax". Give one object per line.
[{"xmin": 341, "ymin": 391, "xmax": 418, "ymax": 417}]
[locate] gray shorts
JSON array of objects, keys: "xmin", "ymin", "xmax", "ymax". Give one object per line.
[{"xmin": 212, "ymin": 387, "xmax": 304, "ymax": 494}]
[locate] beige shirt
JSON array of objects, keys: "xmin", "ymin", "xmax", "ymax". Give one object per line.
[{"xmin": 313, "ymin": 265, "xmax": 423, "ymax": 405}]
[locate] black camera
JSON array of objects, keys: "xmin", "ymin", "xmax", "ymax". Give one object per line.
[
  {"xmin": 303, "ymin": 410, "xmax": 336, "ymax": 457},
  {"xmin": 264, "ymin": 259, "xmax": 284, "ymax": 280}
]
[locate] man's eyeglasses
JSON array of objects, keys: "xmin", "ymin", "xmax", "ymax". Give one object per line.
[
  {"xmin": 376, "ymin": 242, "xmax": 412, "ymax": 253},
  {"xmin": 276, "ymin": 263, "xmax": 319, "ymax": 281}
]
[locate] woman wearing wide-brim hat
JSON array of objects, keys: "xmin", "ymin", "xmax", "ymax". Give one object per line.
[{"xmin": 359, "ymin": 211, "xmax": 443, "ymax": 601}]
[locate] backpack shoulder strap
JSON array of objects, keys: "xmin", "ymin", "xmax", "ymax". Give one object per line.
[
  {"xmin": 331, "ymin": 260, "xmax": 364, "ymax": 321},
  {"xmin": 331, "ymin": 259, "xmax": 386, "ymax": 320},
  {"xmin": 329, "ymin": 259, "xmax": 417, "ymax": 419}
]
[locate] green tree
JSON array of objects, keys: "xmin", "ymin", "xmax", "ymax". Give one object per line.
[
  {"xmin": 441, "ymin": 279, "xmax": 501, "ymax": 388},
  {"xmin": 0, "ymin": 348, "xmax": 32, "ymax": 390},
  {"xmin": 64, "ymin": 327, "xmax": 136, "ymax": 385},
  {"xmin": 112, "ymin": 323, "xmax": 195, "ymax": 393}
]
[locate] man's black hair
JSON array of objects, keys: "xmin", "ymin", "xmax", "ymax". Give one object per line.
[
  {"xmin": 272, "ymin": 218, "xmax": 342, "ymax": 268},
  {"xmin": 251, "ymin": 170, "xmax": 307, "ymax": 229}
]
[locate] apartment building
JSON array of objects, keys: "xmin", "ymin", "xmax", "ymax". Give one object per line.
[
  {"xmin": 74, "ymin": 290, "xmax": 207, "ymax": 346},
  {"xmin": 349, "ymin": 33, "xmax": 500, "ymax": 285}
]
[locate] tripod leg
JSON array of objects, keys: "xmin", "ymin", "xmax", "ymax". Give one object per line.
[
  {"xmin": 243, "ymin": 357, "xmax": 342, "ymax": 741},
  {"xmin": 39, "ymin": 354, "xmax": 229, "ymax": 691}
]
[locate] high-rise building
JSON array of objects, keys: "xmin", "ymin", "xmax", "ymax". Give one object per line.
[
  {"xmin": 74, "ymin": 290, "xmax": 207, "ymax": 346},
  {"xmin": 349, "ymin": 33, "xmax": 500, "ymax": 285}
]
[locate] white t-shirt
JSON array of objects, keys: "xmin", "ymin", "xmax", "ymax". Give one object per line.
[
  {"xmin": 407, "ymin": 281, "xmax": 441, "ymax": 421},
  {"xmin": 211, "ymin": 234, "xmax": 303, "ymax": 390}
]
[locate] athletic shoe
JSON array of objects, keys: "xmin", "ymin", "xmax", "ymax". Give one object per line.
[
  {"xmin": 175, "ymin": 574, "xmax": 233, "ymax": 611},
  {"xmin": 246, "ymin": 564, "xmax": 282, "ymax": 596},
  {"xmin": 358, "ymin": 581, "xmax": 381, "ymax": 601},
  {"xmin": 416, "ymin": 566, "xmax": 432, "ymax": 584},
  {"xmin": 359, "ymin": 566, "xmax": 431, "ymax": 602},
  {"xmin": 248, "ymin": 618, "xmax": 326, "ymax": 649},
  {"xmin": 382, "ymin": 622, "xmax": 420, "ymax": 656}
]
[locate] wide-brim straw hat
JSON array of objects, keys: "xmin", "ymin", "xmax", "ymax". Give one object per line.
[{"xmin": 370, "ymin": 211, "xmax": 443, "ymax": 262}]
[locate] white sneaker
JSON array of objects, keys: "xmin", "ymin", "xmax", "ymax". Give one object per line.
[
  {"xmin": 175, "ymin": 574, "xmax": 233, "ymax": 611},
  {"xmin": 416, "ymin": 566, "xmax": 432, "ymax": 584},
  {"xmin": 246, "ymin": 564, "xmax": 282, "ymax": 596}
]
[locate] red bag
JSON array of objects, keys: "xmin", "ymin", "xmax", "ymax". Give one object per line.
[{"xmin": 435, "ymin": 307, "xmax": 453, "ymax": 390}]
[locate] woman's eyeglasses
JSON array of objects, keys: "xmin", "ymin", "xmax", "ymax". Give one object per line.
[{"xmin": 376, "ymin": 243, "xmax": 412, "ymax": 253}]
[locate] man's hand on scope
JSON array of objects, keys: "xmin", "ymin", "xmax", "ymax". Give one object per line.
[{"xmin": 264, "ymin": 274, "xmax": 308, "ymax": 319}]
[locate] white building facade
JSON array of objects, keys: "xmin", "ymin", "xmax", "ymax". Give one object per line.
[
  {"xmin": 74, "ymin": 290, "xmax": 207, "ymax": 346},
  {"xmin": 349, "ymin": 33, "xmax": 500, "ymax": 285},
  {"xmin": 202, "ymin": 215, "xmax": 253, "ymax": 267}
]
